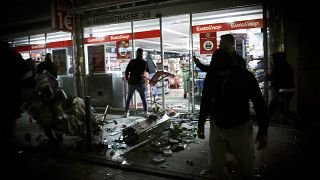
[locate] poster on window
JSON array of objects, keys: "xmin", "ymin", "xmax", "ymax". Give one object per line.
[
  {"xmin": 88, "ymin": 45, "xmax": 105, "ymax": 73},
  {"xmin": 52, "ymin": 49, "xmax": 67, "ymax": 75},
  {"xmin": 116, "ymin": 40, "xmax": 130, "ymax": 59},
  {"xmin": 200, "ymin": 32, "xmax": 217, "ymax": 55}
]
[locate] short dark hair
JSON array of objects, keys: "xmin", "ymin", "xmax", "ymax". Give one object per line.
[
  {"xmin": 137, "ymin": 48, "xmax": 143, "ymax": 54},
  {"xmin": 220, "ymin": 34, "xmax": 234, "ymax": 42},
  {"xmin": 271, "ymin": 52, "xmax": 286, "ymax": 62},
  {"xmin": 45, "ymin": 53, "xmax": 52, "ymax": 61}
]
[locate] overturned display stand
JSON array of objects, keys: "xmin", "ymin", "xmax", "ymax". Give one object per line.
[
  {"xmin": 122, "ymin": 114, "xmax": 171, "ymax": 147},
  {"xmin": 93, "ymin": 112, "xmax": 173, "ymax": 157}
]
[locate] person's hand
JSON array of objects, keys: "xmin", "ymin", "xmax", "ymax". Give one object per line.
[
  {"xmin": 197, "ymin": 125, "xmax": 205, "ymax": 139},
  {"xmin": 255, "ymin": 134, "xmax": 267, "ymax": 150},
  {"xmin": 143, "ymin": 71, "xmax": 148, "ymax": 78},
  {"xmin": 192, "ymin": 56, "xmax": 200, "ymax": 65}
]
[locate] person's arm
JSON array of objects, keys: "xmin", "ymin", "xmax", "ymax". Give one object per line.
[
  {"xmin": 145, "ymin": 61, "xmax": 150, "ymax": 73},
  {"xmin": 248, "ymin": 72, "xmax": 269, "ymax": 149},
  {"xmin": 197, "ymin": 100, "xmax": 208, "ymax": 139},
  {"xmin": 197, "ymin": 77, "xmax": 213, "ymax": 139},
  {"xmin": 193, "ymin": 57, "xmax": 210, "ymax": 72},
  {"xmin": 125, "ymin": 61, "xmax": 131, "ymax": 81}
]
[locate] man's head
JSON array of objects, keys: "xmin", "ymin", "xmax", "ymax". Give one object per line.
[
  {"xmin": 136, "ymin": 48, "xmax": 143, "ymax": 59},
  {"xmin": 271, "ymin": 52, "xmax": 285, "ymax": 64},
  {"xmin": 219, "ymin": 34, "xmax": 235, "ymax": 53},
  {"xmin": 45, "ymin": 53, "xmax": 52, "ymax": 61}
]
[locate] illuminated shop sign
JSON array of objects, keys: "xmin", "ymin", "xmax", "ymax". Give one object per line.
[
  {"xmin": 86, "ymin": 11, "xmax": 155, "ymax": 26},
  {"xmin": 84, "ymin": 30, "xmax": 160, "ymax": 44},
  {"xmin": 200, "ymin": 32, "xmax": 217, "ymax": 55},
  {"xmin": 53, "ymin": 0, "xmax": 74, "ymax": 32},
  {"xmin": 31, "ymin": 44, "xmax": 46, "ymax": 50},
  {"xmin": 192, "ymin": 19, "xmax": 263, "ymax": 34},
  {"xmin": 14, "ymin": 40, "xmax": 72, "ymax": 52},
  {"xmin": 85, "ymin": 33, "xmax": 132, "ymax": 44},
  {"xmin": 110, "ymin": 34, "xmax": 131, "ymax": 41},
  {"xmin": 116, "ymin": 40, "xmax": 130, "ymax": 59}
]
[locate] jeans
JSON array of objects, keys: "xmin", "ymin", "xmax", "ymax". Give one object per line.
[
  {"xmin": 148, "ymin": 73, "xmax": 158, "ymax": 99},
  {"xmin": 125, "ymin": 84, "xmax": 148, "ymax": 112}
]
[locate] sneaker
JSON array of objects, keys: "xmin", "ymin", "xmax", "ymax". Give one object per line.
[{"xmin": 123, "ymin": 112, "xmax": 129, "ymax": 118}]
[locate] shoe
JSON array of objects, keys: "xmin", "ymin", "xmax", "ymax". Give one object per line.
[{"xmin": 123, "ymin": 111, "xmax": 129, "ymax": 118}]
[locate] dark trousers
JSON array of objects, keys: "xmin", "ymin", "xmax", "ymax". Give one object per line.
[
  {"xmin": 0, "ymin": 118, "xmax": 17, "ymax": 177},
  {"xmin": 268, "ymin": 92, "xmax": 297, "ymax": 122}
]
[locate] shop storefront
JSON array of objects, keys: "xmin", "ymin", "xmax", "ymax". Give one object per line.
[
  {"xmin": 2, "ymin": 0, "xmax": 279, "ymax": 178},
  {"xmin": 12, "ymin": 32, "xmax": 75, "ymax": 96},
  {"xmin": 81, "ymin": 4, "xmax": 265, "ymax": 111},
  {"xmin": 3, "ymin": 0, "xmax": 266, "ymax": 112}
]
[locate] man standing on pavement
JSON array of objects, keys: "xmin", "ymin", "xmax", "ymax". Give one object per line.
[
  {"xmin": 124, "ymin": 48, "xmax": 149, "ymax": 118},
  {"xmin": 196, "ymin": 34, "xmax": 269, "ymax": 180}
]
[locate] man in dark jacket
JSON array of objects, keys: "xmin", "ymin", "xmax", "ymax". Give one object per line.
[
  {"xmin": 266, "ymin": 52, "xmax": 296, "ymax": 122},
  {"xmin": 37, "ymin": 53, "xmax": 57, "ymax": 78},
  {"xmin": 1, "ymin": 41, "xmax": 35, "ymax": 177},
  {"xmin": 124, "ymin": 48, "xmax": 149, "ymax": 118},
  {"xmin": 196, "ymin": 34, "xmax": 268, "ymax": 179},
  {"xmin": 194, "ymin": 34, "xmax": 247, "ymax": 135}
]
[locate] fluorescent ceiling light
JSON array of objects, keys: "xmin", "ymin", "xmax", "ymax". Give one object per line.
[
  {"xmin": 193, "ymin": 8, "xmax": 262, "ymax": 20},
  {"xmin": 30, "ymin": 40, "xmax": 46, "ymax": 44},
  {"xmin": 163, "ymin": 27, "xmax": 189, "ymax": 37}
]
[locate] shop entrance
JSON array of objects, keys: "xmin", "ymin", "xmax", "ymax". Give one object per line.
[
  {"xmin": 133, "ymin": 14, "xmax": 192, "ymax": 113},
  {"xmin": 82, "ymin": 5, "xmax": 265, "ymax": 114}
]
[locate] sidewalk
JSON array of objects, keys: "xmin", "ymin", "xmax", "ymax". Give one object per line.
[
  {"xmin": 13, "ymin": 112, "xmax": 320, "ymax": 179},
  {"xmin": 11, "ymin": 151, "xmax": 180, "ymax": 180}
]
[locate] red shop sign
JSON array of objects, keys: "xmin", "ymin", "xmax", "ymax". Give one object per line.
[
  {"xmin": 84, "ymin": 30, "xmax": 160, "ymax": 44},
  {"xmin": 193, "ymin": 19, "xmax": 263, "ymax": 34},
  {"xmin": 14, "ymin": 40, "xmax": 72, "ymax": 52},
  {"xmin": 53, "ymin": 0, "xmax": 74, "ymax": 32},
  {"xmin": 116, "ymin": 40, "xmax": 130, "ymax": 59},
  {"xmin": 200, "ymin": 32, "xmax": 217, "ymax": 55}
]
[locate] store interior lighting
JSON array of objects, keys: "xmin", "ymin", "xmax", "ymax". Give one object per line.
[
  {"xmin": 12, "ymin": 5, "xmax": 263, "ymax": 63},
  {"xmin": 46, "ymin": 32, "xmax": 71, "ymax": 42},
  {"xmin": 84, "ymin": 6, "xmax": 262, "ymax": 52},
  {"xmin": 163, "ymin": 27, "xmax": 189, "ymax": 38},
  {"xmin": 192, "ymin": 9, "xmax": 262, "ymax": 20}
]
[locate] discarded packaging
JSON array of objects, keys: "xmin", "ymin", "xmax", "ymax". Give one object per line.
[{"xmin": 162, "ymin": 149, "xmax": 172, "ymax": 157}]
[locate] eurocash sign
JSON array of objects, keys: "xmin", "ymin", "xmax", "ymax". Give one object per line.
[{"xmin": 87, "ymin": 11, "xmax": 156, "ymax": 26}]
